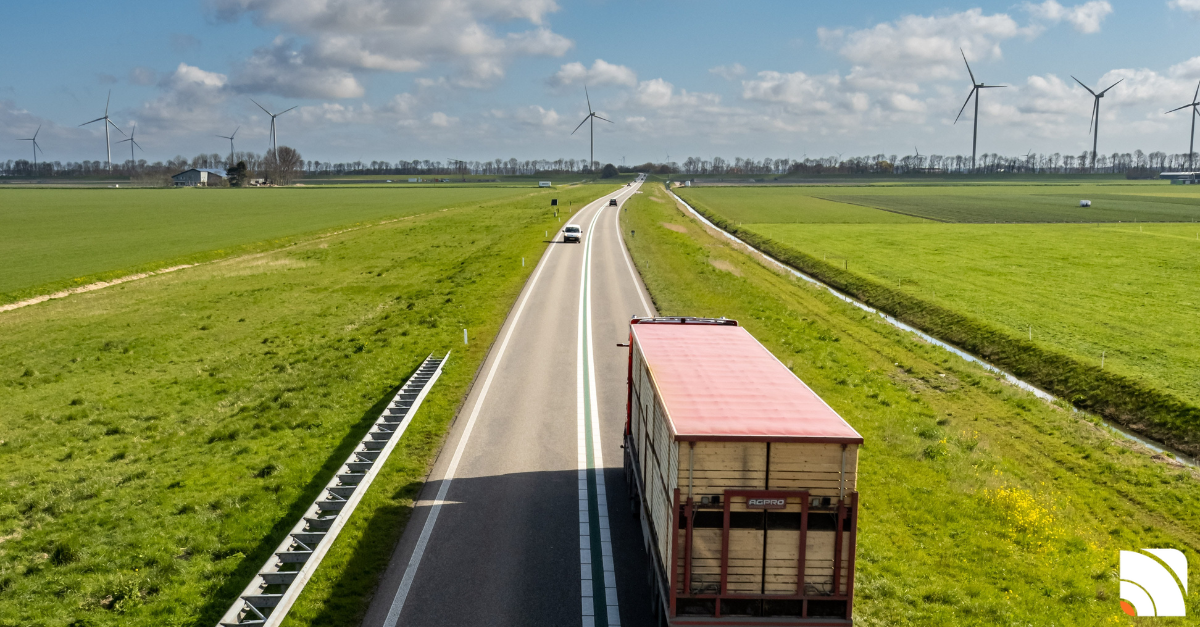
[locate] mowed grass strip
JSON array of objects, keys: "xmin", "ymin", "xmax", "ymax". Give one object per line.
[
  {"xmin": 747, "ymin": 222, "xmax": 1200, "ymax": 408},
  {"xmin": 0, "ymin": 186, "xmax": 533, "ymax": 305},
  {"xmin": 0, "ymin": 183, "xmax": 616, "ymax": 626},
  {"xmin": 624, "ymin": 182, "xmax": 1200, "ymax": 624}
]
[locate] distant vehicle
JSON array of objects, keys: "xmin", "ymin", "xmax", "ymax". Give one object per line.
[
  {"xmin": 609, "ymin": 198, "xmax": 618, "ymax": 206},
  {"xmin": 624, "ymin": 317, "xmax": 862, "ymax": 625},
  {"xmin": 539, "ymin": 181, "xmax": 552, "ymax": 187},
  {"xmin": 563, "ymin": 224, "xmax": 582, "ymax": 243}
]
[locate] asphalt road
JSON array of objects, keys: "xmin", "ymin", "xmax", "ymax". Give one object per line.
[{"xmin": 362, "ymin": 176, "xmax": 657, "ymax": 627}]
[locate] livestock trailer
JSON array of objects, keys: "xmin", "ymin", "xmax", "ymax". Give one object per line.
[{"xmin": 624, "ymin": 317, "xmax": 862, "ymax": 625}]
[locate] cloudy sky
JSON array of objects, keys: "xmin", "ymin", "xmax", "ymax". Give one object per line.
[{"xmin": 5, "ymin": 0, "xmax": 1200, "ymax": 164}]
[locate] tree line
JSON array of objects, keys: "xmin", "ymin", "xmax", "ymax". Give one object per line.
[{"xmin": 4, "ymin": 149, "xmax": 1198, "ymax": 181}]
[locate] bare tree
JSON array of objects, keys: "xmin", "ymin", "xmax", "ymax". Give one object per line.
[{"xmin": 265, "ymin": 146, "xmax": 303, "ymax": 185}]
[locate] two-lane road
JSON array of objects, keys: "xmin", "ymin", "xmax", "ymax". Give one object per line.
[{"xmin": 363, "ymin": 177, "xmax": 657, "ymax": 626}]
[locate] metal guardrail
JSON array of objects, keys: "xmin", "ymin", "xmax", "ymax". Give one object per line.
[{"xmin": 217, "ymin": 353, "xmax": 449, "ymax": 626}]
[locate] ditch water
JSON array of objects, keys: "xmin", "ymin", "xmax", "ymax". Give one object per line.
[{"xmin": 668, "ymin": 189, "xmax": 1199, "ymax": 469}]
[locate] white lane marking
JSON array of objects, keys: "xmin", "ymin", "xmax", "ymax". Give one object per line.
[
  {"xmin": 578, "ymin": 192, "xmax": 628, "ymax": 627},
  {"xmin": 382, "ymin": 219, "xmax": 567, "ymax": 627},
  {"xmin": 612, "ymin": 182, "xmax": 653, "ymax": 317}
]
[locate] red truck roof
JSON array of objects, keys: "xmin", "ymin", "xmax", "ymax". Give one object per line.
[{"xmin": 632, "ymin": 322, "xmax": 863, "ymax": 443}]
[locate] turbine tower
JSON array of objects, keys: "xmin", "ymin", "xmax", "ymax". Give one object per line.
[
  {"xmin": 217, "ymin": 126, "xmax": 239, "ymax": 166},
  {"xmin": 80, "ymin": 91, "xmax": 125, "ymax": 170},
  {"xmin": 115, "ymin": 125, "xmax": 143, "ymax": 165},
  {"xmin": 1072, "ymin": 76, "xmax": 1123, "ymax": 171},
  {"xmin": 571, "ymin": 87, "xmax": 612, "ymax": 173},
  {"xmin": 17, "ymin": 125, "xmax": 42, "ymax": 170},
  {"xmin": 1166, "ymin": 80, "xmax": 1200, "ymax": 172},
  {"xmin": 251, "ymin": 99, "xmax": 296, "ymax": 154},
  {"xmin": 954, "ymin": 49, "xmax": 1006, "ymax": 172}
]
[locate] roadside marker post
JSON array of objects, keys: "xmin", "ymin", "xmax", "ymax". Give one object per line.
[{"xmin": 464, "ymin": 329, "xmax": 468, "ymax": 345}]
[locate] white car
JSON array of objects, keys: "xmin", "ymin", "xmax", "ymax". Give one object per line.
[{"xmin": 563, "ymin": 224, "xmax": 582, "ymax": 243}]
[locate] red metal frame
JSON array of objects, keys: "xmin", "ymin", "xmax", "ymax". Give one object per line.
[
  {"xmin": 670, "ymin": 488, "xmax": 682, "ymax": 617},
  {"xmin": 670, "ymin": 489, "xmax": 858, "ymax": 622}
]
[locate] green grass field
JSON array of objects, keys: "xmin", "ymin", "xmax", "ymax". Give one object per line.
[
  {"xmin": 0, "ymin": 187, "xmax": 538, "ymax": 304},
  {"xmin": 747, "ymin": 222, "xmax": 1200, "ymax": 406},
  {"xmin": 677, "ymin": 183, "xmax": 1200, "ymax": 450},
  {"xmin": 682, "ymin": 183, "xmax": 1200, "ymax": 223},
  {"xmin": 626, "ymin": 182, "xmax": 1200, "ymax": 624},
  {"xmin": 0, "ymin": 183, "xmax": 615, "ymax": 626}
]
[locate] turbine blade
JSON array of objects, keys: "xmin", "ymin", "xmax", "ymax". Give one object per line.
[
  {"xmin": 980, "ymin": 84, "xmax": 1007, "ymax": 88},
  {"xmin": 278, "ymin": 106, "xmax": 297, "ymax": 116},
  {"xmin": 954, "ymin": 87, "xmax": 976, "ymax": 124},
  {"xmin": 585, "ymin": 86, "xmax": 592, "ymax": 113},
  {"xmin": 251, "ymin": 98, "xmax": 272, "ymax": 116},
  {"xmin": 571, "ymin": 116, "xmax": 590, "ymax": 134},
  {"xmin": 1089, "ymin": 99, "xmax": 1097, "ymax": 135},
  {"xmin": 594, "ymin": 115, "xmax": 613, "ymax": 123},
  {"xmin": 960, "ymin": 48, "xmax": 976, "ymax": 85},
  {"xmin": 1194, "ymin": 79, "xmax": 1199, "ymax": 104},
  {"xmin": 1098, "ymin": 78, "xmax": 1123, "ymax": 95},
  {"xmin": 108, "ymin": 120, "xmax": 125, "ymax": 136},
  {"xmin": 1071, "ymin": 75, "xmax": 1097, "ymax": 96},
  {"xmin": 1166, "ymin": 103, "xmax": 1193, "ymax": 114},
  {"xmin": 33, "ymin": 125, "xmax": 40, "ymax": 140},
  {"xmin": 132, "ymin": 140, "xmax": 142, "ymax": 150},
  {"xmin": 232, "ymin": 126, "xmax": 239, "ymax": 138},
  {"xmin": 80, "ymin": 117, "xmax": 105, "ymax": 126},
  {"xmin": 105, "ymin": 90, "xmax": 111, "ymax": 116}
]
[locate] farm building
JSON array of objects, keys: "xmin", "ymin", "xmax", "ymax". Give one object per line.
[
  {"xmin": 172, "ymin": 168, "xmax": 227, "ymax": 187},
  {"xmin": 1160, "ymin": 172, "xmax": 1200, "ymax": 184}
]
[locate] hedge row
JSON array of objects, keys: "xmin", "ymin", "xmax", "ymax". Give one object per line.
[{"xmin": 685, "ymin": 197, "xmax": 1200, "ymax": 456}]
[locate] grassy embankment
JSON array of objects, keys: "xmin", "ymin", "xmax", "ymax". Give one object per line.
[
  {"xmin": 625, "ymin": 182, "xmax": 1200, "ymax": 624},
  {"xmin": 0, "ymin": 186, "xmax": 534, "ymax": 305},
  {"xmin": 0, "ymin": 183, "xmax": 617, "ymax": 626},
  {"xmin": 678, "ymin": 185, "xmax": 1200, "ymax": 455}
]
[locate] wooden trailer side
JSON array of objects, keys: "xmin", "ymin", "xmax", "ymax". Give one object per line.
[{"xmin": 631, "ymin": 339, "xmax": 679, "ymax": 577}]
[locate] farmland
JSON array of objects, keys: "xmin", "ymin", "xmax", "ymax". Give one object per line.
[
  {"xmin": 0, "ymin": 183, "xmax": 615, "ymax": 626},
  {"xmin": 682, "ymin": 182, "xmax": 1200, "ymax": 223},
  {"xmin": 0, "ymin": 186, "xmax": 537, "ymax": 305},
  {"xmin": 677, "ymin": 183, "xmax": 1200, "ymax": 450},
  {"xmin": 626, "ymin": 181, "xmax": 1200, "ymax": 624}
]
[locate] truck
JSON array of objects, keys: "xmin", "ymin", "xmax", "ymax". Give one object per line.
[{"xmin": 623, "ymin": 317, "xmax": 863, "ymax": 625}]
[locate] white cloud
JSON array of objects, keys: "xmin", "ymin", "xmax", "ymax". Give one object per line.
[
  {"xmin": 233, "ymin": 40, "xmax": 366, "ymax": 99},
  {"xmin": 632, "ymin": 78, "xmax": 721, "ymax": 109},
  {"xmin": 429, "ymin": 111, "xmax": 456, "ymax": 127},
  {"xmin": 1169, "ymin": 0, "xmax": 1200, "ymax": 15},
  {"xmin": 709, "ymin": 64, "xmax": 746, "ymax": 80},
  {"xmin": 208, "ymin": 0, "xmax": 573, "ymax": 95},
  {"xmin": 1024, "ymin": 1, "xmax": 1113, "ymax": 34},
  {"xmin": 549, "ymin": 59, "xmax": 637, "ymax": 87},
  {"xmin": 820, "ymin": 10, "xmax": 1023, "ymax": 83}
]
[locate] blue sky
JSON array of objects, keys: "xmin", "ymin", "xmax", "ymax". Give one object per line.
[{"xmin": 4, "ymin": 0, "xmax": 1200, "ymax": 164}]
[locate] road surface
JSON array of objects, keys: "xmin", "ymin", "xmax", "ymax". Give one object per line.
[{"xmin": 363, "ymin": 176, "xmax": 657, "ymax": 627}]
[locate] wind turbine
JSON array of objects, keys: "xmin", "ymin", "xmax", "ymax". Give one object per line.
[
  {"xmin": 570, "ymin": 87, "xmax": 612, "ymax": 173},
  {"xmin": 1072, "ymin": 76, "xmax": 1123, "ymax": 171},
  {"xmin": 1165, "ymin": 80, "xmax": 1200, "ymax": 172},
  {"xmin": 80, "ymin": 90, "xmax": 125, "ymax": 170},
  {"xmin": 115, "ymin": 125, "xmax": 143, "ymax": 165},
  {"xmin": 954, "ymin": 49, "xmax": 1006, "ymax": 172},
  {"xmin": 17, "ymin": 125, "xmax": 43, "ymax": 170},
  {"xmin": 217, "ymin": 126, "xmax": 239, "ymax": 166},
  {"xmin": 251, "ymin": 99, "xmax": 296, "ymax": 154}
]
